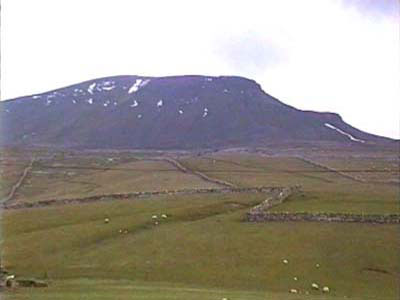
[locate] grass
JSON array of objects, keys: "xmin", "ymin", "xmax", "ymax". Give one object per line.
[
  {"xmin": 1, "ymin": 148, "xmax": 399, "ymax": 299},
  {"xmin": 3, "ymin": 278, "xmax": 379, "ymax": 300},
  {"xmin": 305, "ymin": 156, "xmax": 399, "ymax": 182},
  {"xmin": 4, "ymin": 278, "xmax": 362, "ymax": 300},
  {"xmin": 2, "ymin": 193, "xmax": 399, "ymax": 300},
  {"xmin": 179, "ymin": 153, "xmax": 399, "ymax": 214},
  {"xmin": 0, "ymin": 148, "xmax": 34, "ymax": 199},
  {"xmin": 12, "ymin": 159, "xmax": 219, "ymax": 204}
]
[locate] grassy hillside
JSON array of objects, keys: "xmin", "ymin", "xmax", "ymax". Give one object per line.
[
  {"xmin": 2, "ymin": 149, "xmax": 399, "ymax": 299},
  {"xmin": 304, "ymin": 156, "xmax": 399, "ymax": 183},
  {"xmin": 11, "ymin": 157, "xmax": 219, "ymax": 204},
  {"xmin": 3, "ymin": 193, "xmax": 399, "ymax": 299},
  {"xmin": 0, "ymin": 148, "xmax": 35, "ymax": 199},
  {"xmin": 5, "ymin": 279, "xmax": 380, "ymax": 300},
  {"xmin": 179, "ymin": 154, "xmax": 399, "ymax": 214}
]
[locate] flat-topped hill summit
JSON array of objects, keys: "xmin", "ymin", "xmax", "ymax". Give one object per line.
[{"xmin": 0, "ymin": 75, "xmax": 394, "ymax": 149}]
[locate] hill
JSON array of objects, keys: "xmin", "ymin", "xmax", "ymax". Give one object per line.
[{"xmin": 0, "ymin": 75, "xmax": 395, "ymax": 149}]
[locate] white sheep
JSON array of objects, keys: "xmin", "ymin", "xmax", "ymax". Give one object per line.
[
  {"xmin": 316, "ymin": 263, "xmax": 320, "ymax": 268},
  {"xmin": 293, "ymin": 277, "xmax": 298, "ymax": 281},
  {"xmin": 322, "ymin": 286, "xmax": 330, "ymax": 293},
  {"xmin": 104, "ymin": 218, "xmax": 109, "ymax": 223},
  {"xmin": 161, "ymin": 214, "xmax": 167, "ymax": 218},
  {"xmin": 311, "ymin": 283, "xmax": 319, "ymax": 290},
  {"xmin": 5, "ymin": 275, "xmax": 15, "ymax": 280},
  {"xmin": 152, "ymin": 215, "xmax": 158, "ymax": 219},
  {"xmin": 282, "ymin": 259, "xmax": 288, "ymax": 264},
  {"xmin": 289, "ymin": 288, "xmax": 298, "ymax": 294}
]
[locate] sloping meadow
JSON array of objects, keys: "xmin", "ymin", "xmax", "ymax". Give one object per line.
[
  {"xmin": 178, "ymin": 153, "xmax": 399, "ymax": 214},
  {"xmin": 2, "ymin": 192, "xmax": 399, "ymax": 299},
  {"xmin": 2, "ymin": 151, "xmax": 399, "ymax": 299}
]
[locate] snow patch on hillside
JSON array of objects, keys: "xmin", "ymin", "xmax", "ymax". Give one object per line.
[
  {"xmin": 88, "ymin": 83, "xmax": 96, "ymax": 94},
  {"xmin": 102, "ymin": 86, "xmax": 115, "ymax": 91},
  {"xmin": 128, "ymin": 79, "xmax": 150, "ymax": 94},
  {"xmin": 324, "ymin": 123, "xmax": 365, "ymax": 143}
]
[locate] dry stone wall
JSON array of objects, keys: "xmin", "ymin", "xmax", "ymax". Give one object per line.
[
  {"xmin": 3, "ymin": 186, "xmax": 286, "ymax": 210},
  {"xmin": 248, "ymin": 186, "xmax": 301, "ymax": 213},
  {"xmin": 246, "ymin": 186, "xmax": 400, "ymax": 224},
  {"xmin": 247, "ymin": 212, "xmax": 400, "ymax": 224}
]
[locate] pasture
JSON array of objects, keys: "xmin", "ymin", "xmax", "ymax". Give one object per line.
[
  {"xmin": 1, "ymin": 147, "xmax": 399, "ymax": 299},
  {"xmin": 5, "ymin": 152, "xmax": 220, "ymax": 204},
  {"xmin": 179, "ymin": 153, "xmax": 399, "ymax": 214}
]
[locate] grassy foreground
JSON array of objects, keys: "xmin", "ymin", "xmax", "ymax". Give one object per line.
[
  {"xmin": 1, "ymin": 150, "xmax": 399, "ymax": 299},
  {"xmin": 2, "ymin": 193, "xmax": 399, "ymax": 300},
  {"xmin": 4, "ymin": 279, "xmax": 377, "ymax": 300}
]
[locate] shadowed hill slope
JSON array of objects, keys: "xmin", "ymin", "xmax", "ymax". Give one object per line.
[{"xmin": 0, "ymin": 75, "xmax": 394, "ymax": 149}]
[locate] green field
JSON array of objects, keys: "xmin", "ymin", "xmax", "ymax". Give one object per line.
[
  {"xmin": 0, "ymin": 148, "xmax": 35, "ymax": 199},
  {"xmin": 5, "ymin": 279, "xmax": 366, "ymax": 300},
  {"xmin": 305, "ymin": 156, "xmax": 399, "ymax": 183},
  {"xmin": 9, "ymin": 155, "xmax": 219, "ymax": 204},
  {"xmin": 2, "ymin": 194, "xmax": 399, "ymax": 299},
  {"xmin": 179, "ymin": 153, "xmax": 399, "ymax": 214},
  {"xmin": 1, "ymin": 148, "xmax": 399, "ymax": 299}
]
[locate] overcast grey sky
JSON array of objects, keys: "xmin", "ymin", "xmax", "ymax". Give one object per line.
[{"xmin": 1, "ymin": 0, "xmax": 399, "ymax": 138}]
